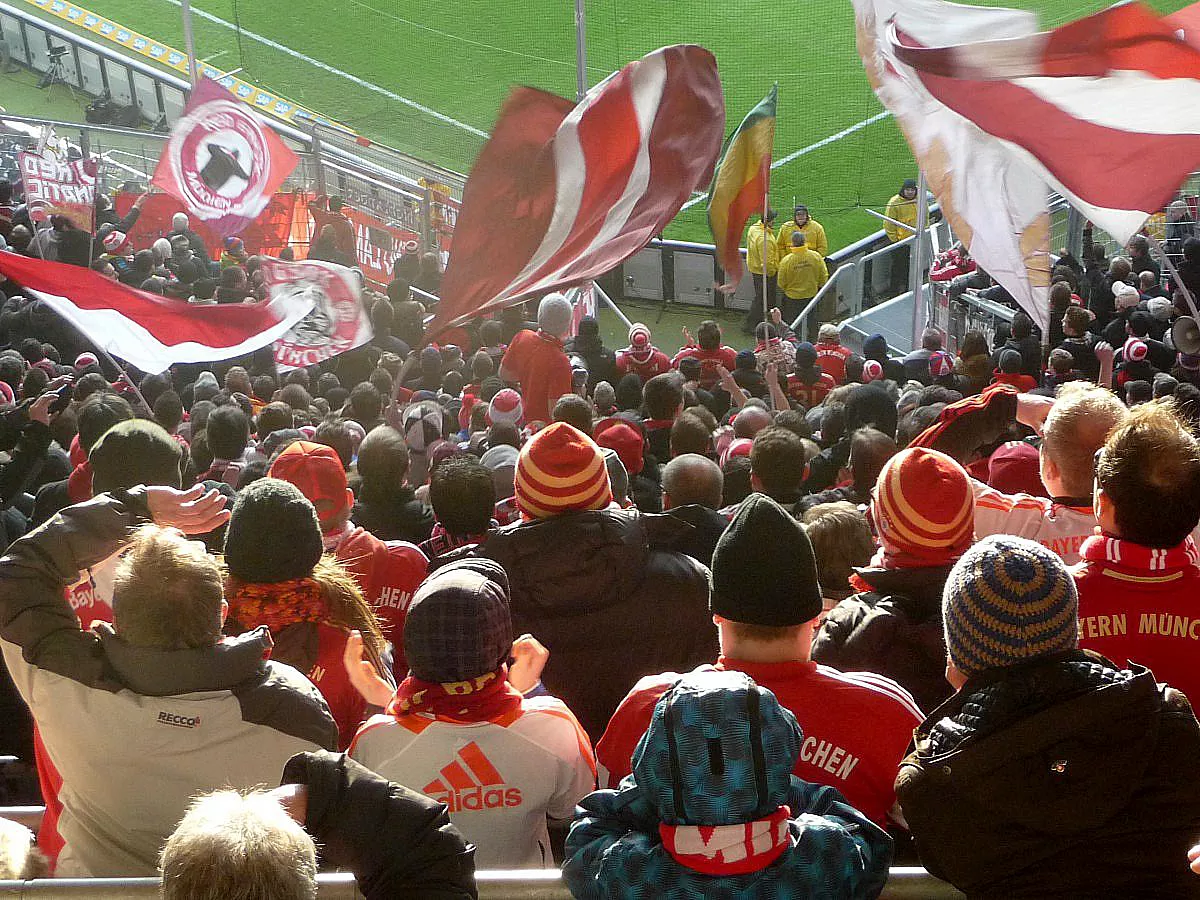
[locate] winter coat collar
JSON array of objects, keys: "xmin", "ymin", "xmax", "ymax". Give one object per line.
[{"xmin": 96, "ymin": 625, "xmax": 274, "ymax": 697}]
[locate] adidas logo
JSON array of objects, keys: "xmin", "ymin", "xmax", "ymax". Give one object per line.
[{"xmin": 424, "ymin": 742, "xmax": 522, "ymax": 813}]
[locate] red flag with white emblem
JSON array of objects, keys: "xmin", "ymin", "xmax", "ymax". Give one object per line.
[{"xmin": 152, "ymin": 78, "xmax": 298, "ymax": 238}]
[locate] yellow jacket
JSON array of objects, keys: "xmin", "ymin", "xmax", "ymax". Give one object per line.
[
  {"xmin": 777, "ymin": 245, "xmax": 829, "ymax": 300},
  {"xmin": 884, "ymin": 194, "xmax": 918, "ymax": 243},
  {"xmin": 746, "ymin": 222, "xmax": 779, "ymax": 276},
  {"xmin": 777, "ymin": 218, "xmax": 828, "ymax": 258}
]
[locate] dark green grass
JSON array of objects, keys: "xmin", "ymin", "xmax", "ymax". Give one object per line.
[{"xmin": 16, "ymin": 0, "xmax": 1194, "ymax": 250}]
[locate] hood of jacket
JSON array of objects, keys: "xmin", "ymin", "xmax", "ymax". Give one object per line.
[
  {"xmin": 911, "ymin": 651, "xmax": 1161, "ymax": 832},
  {"xmin": 482, "ymin": 508, "xmax": 693, "ymax": 618},
  {"xmin": 850, "ymin": 564, "xmax": 952, "ymax": 620},
  {"xmin": 630, "ymin": 670, "xmax": 801, "ymax": 826}
]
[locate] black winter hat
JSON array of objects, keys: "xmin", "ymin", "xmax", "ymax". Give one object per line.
[
  {"xmin": 711, "ymin": 494, "xmax": 822, "ymax": 626},
  {"xmin": 845, "ymin": 383, "xmax": 899, "ymax": 439},
  {"xmin": 224, "ymin": 478, "xmax": 323, "ymax": 583},
  {"xmin": 90, "ymin": 420, "xmax": 183, "ymax": 494}
]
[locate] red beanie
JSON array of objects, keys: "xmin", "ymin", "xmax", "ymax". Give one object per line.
[
  {"xmin": 594, "ymin": 420, "xmax": 645, "ymax": 476},
  {"xmin": 514, "ymin": 422, "xmax": 613, "ymax": 520},
  {"xmin": 873, "ymin": 447, "xmax": 974, "ymax": 566}
]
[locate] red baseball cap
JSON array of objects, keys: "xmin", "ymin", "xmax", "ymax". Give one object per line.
[{"xmin": 267, "ymin": 440, "xmax": 348, "ymax": 526}]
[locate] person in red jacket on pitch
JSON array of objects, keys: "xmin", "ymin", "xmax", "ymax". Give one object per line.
[
  {"xmin": 269, "ymin": 441, "xmax": 428, "ymax": 679},
  {"xmin": 1076, "ymin": 402, "xmax": 1200, "ymax": 705}
]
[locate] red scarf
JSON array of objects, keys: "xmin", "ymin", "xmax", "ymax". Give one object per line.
[
  {"xmin": 1080, "ymin": 533, "xmax": 1200, "ymax": 573},
  {"xmin": 67, "ymin": 462, "xmax": 93, "ymax": 504},
  {"xmin": 389, "ymin": 666, "xmax": 523, "ymax": 723},
  {"xmin": 659, "ymin": 805, "xmax": 792, "ymax": 875},
  {"xmin": 225, "ymin": 577, "xmax": 328, "ymax": 633}
]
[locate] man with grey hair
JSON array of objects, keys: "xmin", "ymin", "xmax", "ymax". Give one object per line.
[
  {"xmin": 661, "ymin": 453, "xmax": 727, "ymax": 566},
  {"xmin": 499, "ymin": 292, "xmax": 574, "ymax": 427},
  {"xmin": 160, "ymin": 751, "xmax": 475, "ymax": 900},
  {"xmin": 0, "ymin": 485, "xmax": 337, "ymax": 876},
  {"xmin": 168, "ymin": 211, "xmax": 212, "ymax": 269},
  {"xmin": 815, "ymin": 322, "xmax": 852, "ymax": 383}
]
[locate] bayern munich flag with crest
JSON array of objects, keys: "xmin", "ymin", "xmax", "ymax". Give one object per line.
[{"xmin": 152, "ymin": 78, "xmax": 299, "ymax": 237}]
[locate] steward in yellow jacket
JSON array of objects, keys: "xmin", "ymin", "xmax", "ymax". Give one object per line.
[
  {"xmin": 747, "ymin": 219, "xmax": 779, "ymax": 276},
  {"xmin": 777, "ymin": 204, "xmax": 828, "ymax": 258},
  {"xmin": 884, "ymin": 179, "xmax": 919, "ymax": 243}
]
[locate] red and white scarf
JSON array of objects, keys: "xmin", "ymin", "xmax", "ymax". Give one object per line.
[
  {"xmin": 659, "ymin": 805, "xmax": 792, "ymax": 876},
  {"xmin": 389, "ymin": 665, "xmax": 523, "ymax": 723},
  {"xmin": 1080, "ymin": 533, "xmax": 1200, "ymax": 573}
]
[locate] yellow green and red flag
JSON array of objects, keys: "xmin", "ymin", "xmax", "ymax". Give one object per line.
[{"xmin": 707, "ymin": 83, "xmax": 778, "ymax": 286}]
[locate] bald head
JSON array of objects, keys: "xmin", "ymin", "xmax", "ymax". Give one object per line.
[
  {"xmin": 732, "ymin": 405, "xmax": 773, "ymax": 440},
  {"xmin": 662, "ymin": 453, "xmax": 724, "ymax": 510}
]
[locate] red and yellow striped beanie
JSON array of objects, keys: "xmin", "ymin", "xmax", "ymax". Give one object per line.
[
  {"xmin": 873, "ymin": 447, "xmax": 974, "ymax": 566},
  {"xmin": 514, "ymin": 422, "xmax": 613, "ymax": 520}
]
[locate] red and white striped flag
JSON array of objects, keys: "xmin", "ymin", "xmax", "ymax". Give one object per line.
[
  {"xmin": 0, "ymin": 251, "xmax": 313, "ymax": 374},
  {"xmin": 428, "ymin": 45, "xmax": 724, "ymax": 337},
  {"xmin": 856, "ymin": 0, "xmax": 1200, "ymax": 332}
]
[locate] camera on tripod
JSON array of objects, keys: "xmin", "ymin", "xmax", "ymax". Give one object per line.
[{"xmin": 47, "ymin": 45, "xmax": 68, "ymax": 60}]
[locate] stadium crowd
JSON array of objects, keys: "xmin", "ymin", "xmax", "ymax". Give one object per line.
[{"xmin": 2, "ymin": 173, "xmax": 1200, "ymax": 899}]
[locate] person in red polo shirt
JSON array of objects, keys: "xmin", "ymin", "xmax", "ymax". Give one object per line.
[
  {"xmin": 499, "ymin": 294, "xmax": 574, "ymax": 428},
  {"xmin": 268, "ymin": 441, "xmax": 428, "ymax": 678},
  {"xmin": 814, "ymin": 323, "xmax": 853, "ymax": 384},
  {"xmin": 596, "ymin": 494, "xmax": 922, "ymax": 828},
  {"xmin": 1076, "ymin": 402, "xmax": 1200, "ymax": 705},
  {"xmin": 615, "ymin": 323, "xmax": 671, "ymax": 383},
  {"xmin": 671, "ymin": 320, "xmax": 738, "ymax": 391}
]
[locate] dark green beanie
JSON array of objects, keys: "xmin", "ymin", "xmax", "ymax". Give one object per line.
[
  {"xmin": 223, "ymin": 478, "xmax": 323, "ymax": 583},
  {"xmin": 90, "ymin": 420, "xmax": 182, "ymax": 494},
  {"xmin": 711, "ymin": 493, "xmax": 823, "ymax": 626}
]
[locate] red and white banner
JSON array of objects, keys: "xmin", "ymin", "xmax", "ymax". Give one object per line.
[
  {"xmin": 266, "ymin": 258, "xmax": 373, "ymax": 370},
  {"xmin": 19, "ymin": 152, "xmax": 97, "ymax": 231},
  {"xmin": 152, "ymin": 77, "xmax": 298, "ymax": 238},
  {"xmin": 857, "ymin": 0, "xmax": 1200, "ymax": 331},
  {"xmin": 565, "ymin": 281, "xmax": 597, "ymax": 338},
  {"xmin": 308, "ymin": 199, "xmax": 422, "ymax": 286},
  {"xmin": 428, "ymin": 45, "xmax": 724, "ymax": 337},
  {"xmin": 114, "ymin": 191, "xmax": 300, "ymax": 259},
  {"xmin": 0, "ymin": 251, "xmax": 313, "ymax": 374}
]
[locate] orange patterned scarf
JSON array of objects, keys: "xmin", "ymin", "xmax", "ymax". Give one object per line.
[{"xmin": 225, "ymin": 577, "xmax": 328, "ymax": 633}]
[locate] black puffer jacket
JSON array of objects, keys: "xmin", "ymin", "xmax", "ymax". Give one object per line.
[
  {"xmin": 897, "ymin": 651, "xmax": 1200, "ymax": 900},
  {"xmin": 811, "ymin": 565, "xmax": 952, "ymax": 713},
  {"xmin": 480, "ymin": 508, "xmax": 715, "ymax": 740}
]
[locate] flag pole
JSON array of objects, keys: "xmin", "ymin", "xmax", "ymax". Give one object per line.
[
  {"xmin": 1147, "ymin": 232, "xmax": 1200, "ymax": 321},
  {"xmin": 910, "ymin": 170, "xmax": 929, "ymax": 349}
]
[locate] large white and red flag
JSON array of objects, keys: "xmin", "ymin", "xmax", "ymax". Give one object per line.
[
  {"xmin": 427, "ymin": 45, "xmax": 724, "ymax": 337},
  {"xmin": 152, "ymin": 77, "xmax": 298, "ymax": 238},
  {"xmin": 0, "ymin": 251, "xmax": 313, "ymax": 374},
  {"xmin": 267, "ymin": 258, "xmax": 373, "ymax": 370},
  {"xmin": 856, "ymin": 0, "xmax": 1200, "ymax": 332}
]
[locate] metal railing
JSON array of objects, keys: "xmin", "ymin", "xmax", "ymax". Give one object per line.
[{"xmin": 0, "ymin": 869, "xmax": 965, "ymax": 898}]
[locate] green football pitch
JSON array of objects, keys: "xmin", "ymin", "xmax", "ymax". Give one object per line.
[{"xmin": 21, "ymin": 0, "xmax": 1195, "ymax": 251}]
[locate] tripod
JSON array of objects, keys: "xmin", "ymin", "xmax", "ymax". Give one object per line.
[{"xmin": 38, "ymin": 53, "xmax": 78, "ymax": 102}]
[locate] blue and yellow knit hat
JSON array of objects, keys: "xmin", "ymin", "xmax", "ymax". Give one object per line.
[{"xmin": 943, "ymin": 535, "xmax": 1078, "ymax": 678}]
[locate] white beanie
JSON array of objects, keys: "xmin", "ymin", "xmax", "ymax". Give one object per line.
[
  {"xmin": 538, "ymin": 293, "xmax": 574, "ymax": 338},
  {"xmin": 488, "ymin": 388, "xmax": 524, "ymax": 427}
]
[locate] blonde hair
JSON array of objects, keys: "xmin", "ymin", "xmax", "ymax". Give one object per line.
[
  {"xmin": 311, "ymin": 556, "xmax": 388, "ymax": 675},
  {"xmin": 160, "ymin": 789, "xmax": 316, "ymax": 900},
  {"xmin": 802, "ymin": 502, "xmax": 876, "ymax": 601},
  {"xmin": 1041, "ymin": 382, "xmax": 1127, "ymax": 497},
  {"xmin": 113, "ymin": 526, "xmax": 224, "ymax": 650}
]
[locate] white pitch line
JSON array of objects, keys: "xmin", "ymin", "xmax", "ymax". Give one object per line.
[
  {"xmin": 680, "ymin": 110, "xmax": 893, "ymax": 211},
  {"xmin": 161, "ymin": 0, "xmax": 490, "ymax": 139}
]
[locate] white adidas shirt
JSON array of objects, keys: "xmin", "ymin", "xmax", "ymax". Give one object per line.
[{"xmin": 350, "ymin": 696, "xmax": 596, "ymax": 867}]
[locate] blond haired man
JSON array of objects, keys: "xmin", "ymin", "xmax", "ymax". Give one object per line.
[{"xmin": 0, "ymin": 486, "xmax": 337, "ymax": 875}]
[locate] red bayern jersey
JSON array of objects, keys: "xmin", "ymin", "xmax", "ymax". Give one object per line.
[
  {"xmin": 1076, "ymin": 534, "xmax": 1200, "ymax": 705},
  {"xmin": 814, "ymin": 342, "xmax": 852, "ymax": 383},
  {"xmin": 326, "ymin": 525, "xmax": 428, "ymax": 678},
  {"xmin": 786, "ymin": 371, "xmax": 837, "ymax": 408},
  {"xmin": 615, "ymin": 347, "xmax": 672, "ymax": 382},
  {"xmin": 672, "ymin": 345, "xmax": 738, "ymax": 390},
  {"xmin": 501, "ymin": 329, "xmax": 573, "ymax": 426},
  {"xmin": 596, "ymin": 657, "xmax": 922, "ymax": 827}
]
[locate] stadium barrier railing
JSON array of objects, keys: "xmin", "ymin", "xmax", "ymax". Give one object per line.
[
  {"xmin": 0, "ymin": 871, "xmax": 965, "ymax": 898},
  {"xmin": 0, "ymin": 807, "xmax": 964, "ymax": 897}
]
